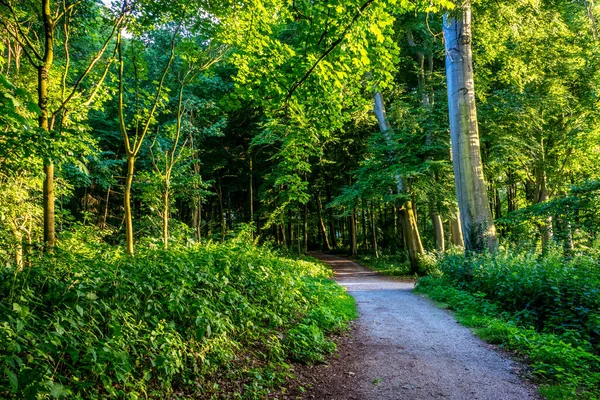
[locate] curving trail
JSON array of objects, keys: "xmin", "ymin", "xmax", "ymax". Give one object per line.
[{"xmin": 290, "ymin": 253, "xmax": 540, "ymax": 400}]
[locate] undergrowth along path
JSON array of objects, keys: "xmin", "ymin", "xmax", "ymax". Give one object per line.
[{"xmin": 300, "ymin": 253, "xmax": 540, "ymax": 400}]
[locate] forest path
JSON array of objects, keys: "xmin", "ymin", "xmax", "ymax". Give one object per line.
[{"xmin": 288, "ymin": 253, "xmax": 539, "ymax": 400}]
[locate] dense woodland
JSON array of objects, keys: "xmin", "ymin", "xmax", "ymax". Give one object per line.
[{"xmin": 1, "ymin": 0, "xmax": 600, "ymax": 398}]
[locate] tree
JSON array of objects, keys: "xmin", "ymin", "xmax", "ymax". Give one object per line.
[
  {"xmin": 443, "ymin": 1, "xmax": 498, "ymax": 252},
  {"xmin": 0, "ymin": 0, "xmax": 124, "ymax": 249}
]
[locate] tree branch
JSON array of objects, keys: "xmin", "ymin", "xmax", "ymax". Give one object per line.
[
  {"xmin": 285, "ymin": 0, "xmax": 374, "ymax": 102},
  {"xmin": 52, "ymin": 11, "xmax": 126, "ymax": 118}
]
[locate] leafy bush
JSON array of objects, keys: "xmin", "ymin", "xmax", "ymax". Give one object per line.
[
  {"xmin": 416, "ymin": 248, "xmax": 600, "ymax": 398},
  {"xmin": 0, "ymin": 232, "xmax": 355, "ymax": 399},
  {"xmin": 438, "ymin": 249, "xmax": 600, "ymax": 353}
]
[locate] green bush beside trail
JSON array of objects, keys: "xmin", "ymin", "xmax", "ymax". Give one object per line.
[
  {"xmin": 415, "ymin": 249, "xmax": 600, "ymax": 399},
  {"xmin": 0, "ymin": 234, "xmax": 356, "ymax": 399}
]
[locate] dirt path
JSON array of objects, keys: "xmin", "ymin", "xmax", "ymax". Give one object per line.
[{"xmin": 286, "ymin": 253, "xmax": 540, "ymax": 400}]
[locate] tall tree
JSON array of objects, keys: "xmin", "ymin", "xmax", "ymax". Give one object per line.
[
  {"xmin": 0, "ymin": 0, "xmax": 123, "ymax": 249},
  {"xmin": 443, "ymin": 2, "xmax": 498, "ymax": 252}
]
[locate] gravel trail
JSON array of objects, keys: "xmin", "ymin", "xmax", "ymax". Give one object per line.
[{"xmin": 294, "ymin": 253, "xmax": 540, "ymax": 400}]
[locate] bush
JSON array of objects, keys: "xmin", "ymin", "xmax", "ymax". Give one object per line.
[
  {"xmin": 0, "ymin": 233, "xmax": 356, "ymax": 399},
  {"xmin": 416, "ymin": 248, "xmax": 600, "ymax": 398},
  {"xmin": 438, "ymin": 249, "xmax": 600, "ymax": 353}
]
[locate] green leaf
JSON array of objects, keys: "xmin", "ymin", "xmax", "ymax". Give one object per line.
[
  {"xmin": 50, "ymin": 381, "xmax": 68, "ymax": 398},
  {"xmin": 6, "ymin": 370, "xmax": 18, "ymax": 391}
]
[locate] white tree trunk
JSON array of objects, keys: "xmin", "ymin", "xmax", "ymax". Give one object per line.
[{"xmin": 444, "ymin": 4, "xmax": 498, "ymax": 252}]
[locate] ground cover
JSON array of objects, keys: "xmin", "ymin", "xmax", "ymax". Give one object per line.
[{"xmin": 0, "ymin": 232, "xmax": 356, "ymax": 399}]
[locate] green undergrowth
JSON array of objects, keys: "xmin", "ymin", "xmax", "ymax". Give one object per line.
[
  {"xmin": 0, "ymin": 230, "xmax": 357, "ymax": 399},
  {"xmin": 358, "ymin": 252, "xmax": 440, "ymax": 278},
  {"xmin": 415, "ymin": 249, "xmax": 600, "ymax": 399},
  {"xmin": 357, "ymin": 254, "xmax": 413, "ymax": 277}
]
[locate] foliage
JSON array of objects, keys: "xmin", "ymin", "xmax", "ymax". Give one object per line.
[
  {"xmin": 415, "ymin": 249, "xmax": 600, "ymax": 398},
  {"xmin": 0, "ymin": 230, "xmax": 355, "ymax": 399}
]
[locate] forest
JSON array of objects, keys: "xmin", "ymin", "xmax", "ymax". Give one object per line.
[{"xmin": 1, "ymin": 0, "xmax": 600, "ymax": 398}]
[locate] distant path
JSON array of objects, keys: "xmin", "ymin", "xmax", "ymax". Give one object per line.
[{"xmin": 290, "ymin": 253, "xmax": 539, "ymax": 400}]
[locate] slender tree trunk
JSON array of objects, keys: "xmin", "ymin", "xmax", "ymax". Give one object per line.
[
  {"xmin": 444, "ymin": 3, "xmax": 498, "ymax": 252},
  {"xmin": 507, "ymin": 178, "xmax": 517, "ymax": 213},
  {"xmin": 327, "ymin": 189, "xmax": 337, "ymax": 249},
  {"xmin": 281, "ymin": 223, "xmax": 287, "ymax": 247},
  {"xmin": 39, "ymin": 0, "xmax": 56, "ymax": 250},
  {"xmin": 495, "ymin": 188, "xmax": 502, "ymax": 219},
  {"xmin": 303, "ymin": 204, "xmax": 308, "ymax": 253},
  {"xmin": 193, "ymin": 198, "xmax": 202, "ymax": 242},
  {"xmin": 124, "ymin": 154, "xmax": 135, "ymax": 256},
  {"xmin": 370, "ymin": 203, "xmax": 378, "ymax": 258},
  {"xmin": 400, "ymin": 203, "xmax": 423, "ymax": 274},
  {"xmin": 349, "ymin": 209, "xmax": 357, "ymax": 256},
  {"xmin": 249, "ymin": 156, "xmax": 254, "ymax": 238},
  {"xmin": 316, "ymin": 194, "xmax": 331, "ymax": 250},
  {"xmin": 373, "ymin": 92, "xmax": 424, "ymax": 268},
  {"xmin": 162, "ymin": 181, "xmax": 169, "ymax": 250},
  {"xmin": 361, "ymin": 199, "xmax": 368, "ymax": 249},
  {"xmin": 450, "ymin": 210, "xmax": 464, "ymax": 247},
  {"xmin": 430, "ymin": 204, "xmax": 445, "ymax": 252},
  {"xmin": 535, "ymin": 166, "xmax": 553, "ymax": 249},
  {"xmin": 102, "ymin": 186, "xmax": 111, "ymax": 228}
]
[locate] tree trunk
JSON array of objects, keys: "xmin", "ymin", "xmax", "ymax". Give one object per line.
[
  {"xmin": 327, "ymin": 189, "xmax": 337, "ymax": 249},
  {"xmin": 162, "ymin": 181, "xmax": 169, "ymax": 250},
  {"xmin": 193, "ymin": 197, "xmax": 202, "ymax": 242},
  {"xmin": 495, "ymin": 187, "xmax": 502, "ymax": 219},
  {"xmin": 124, "ymin": 154, "xmax": 135, "ymax": 256},
  {"xmin": 40, "ymin": 0, "xmax": 56, "ymax": 250},
  {"xmin": 400, "ymin": 203, "xmax": 423, "ymax": 274},
  {"xmin": 249, "ymin": 156, "xmax": 254, "ymax": 238},
  {"xmin": 450, "ymin": 209, "xmax": 464, "ymax": 247},
  {"xmin": 102, "ymin": 186, "xmax": 111, "ymax": 229},
  {"xmin": 373, "ymin": 91, "xmax": 424, "ymax": 269},
  {"xmin": 303, "ymin": 204, "xmax": 308, "ymax": 253},
  {"xmin": 370, "ymin": 203, "xmax": 379, "ymax": 258},
  {"xmin": 444, "ymin": 3, "xmax": 498, "ymax": 252},
  {"xmin": 316, "ymin": 194, "xmax": 331, "ymax": 250},
  {"xmin": 430, "ymin": 205, "xmax": 445, "ymax": 252},
  {"xmin": 535, "ymin": 166, "xmax": 553, "ymax": 250},
  {"xmin": 349, "ymin": 208, "xmax": 358, "ymax": 256},
  {"xmin": 361, "ymin": 199, "xmax": 368, "ymax": 249}
]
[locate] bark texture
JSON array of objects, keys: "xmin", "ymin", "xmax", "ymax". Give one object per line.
[{"xmin": 444, "ymin": 4, "xmax": 498, "ymax": 252}]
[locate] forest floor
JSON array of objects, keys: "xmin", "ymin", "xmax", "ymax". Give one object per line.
[{"xmin": 279, "ymin": 253, "xmax": 541, "ymax": 400}]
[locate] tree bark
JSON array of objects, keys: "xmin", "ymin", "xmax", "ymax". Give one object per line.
[
  {"xmin": 450, "ymin": 208, "xmax": 465, "ymax": 247},
  {"xmin": 444, "ymin": 3, "xmax": 498, "ymax": 252},
  {"xmin": 430, "ymin": 205, "xmax": 445, "ymax": 252},
  {"xmin": 40, "ymin": 0, "xmax": 55, "ymax": 249},
  {"xmin": 373, "ymin": 91, "xmax": 424, "ymax": 269},
  {"xmin": 162, "ymin": 182, "xmax": 169, "ymax": 250},
  {"xmin": 124, "ymin": 154, "xmax": 135, "ymax": 256},
  {"xmin": 400, "ymin": 203, "xmax": 423, "ymax": 274}
]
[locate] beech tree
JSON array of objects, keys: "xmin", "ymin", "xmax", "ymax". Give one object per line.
[{"xmin": 443, "ymin": 1, "xmax": 498, "ymax": 252}]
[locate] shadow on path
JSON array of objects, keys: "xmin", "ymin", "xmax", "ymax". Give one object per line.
[{"xmin": 289, "ymin": 252, "xmax": 539, "ymax": 400}]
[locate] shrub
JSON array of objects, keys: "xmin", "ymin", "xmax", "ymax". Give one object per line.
[{"xmin": 0, "ymin": 234, "xmax": 355, "ymax": 399}]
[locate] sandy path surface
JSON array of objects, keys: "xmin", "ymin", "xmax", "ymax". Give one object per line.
[{"xmin": 291, "ymin": 253, "xmax": 540, "ymax": 400}]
